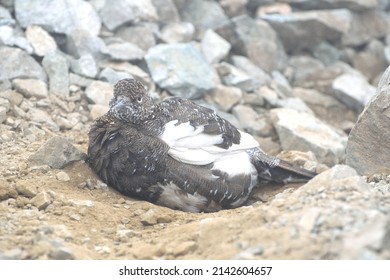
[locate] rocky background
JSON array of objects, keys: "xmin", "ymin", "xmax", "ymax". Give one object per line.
[{"xmin": 1, "ymin": 0, "xmax": 390, "ymax": 260}]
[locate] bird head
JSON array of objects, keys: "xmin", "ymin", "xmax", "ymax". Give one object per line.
[{"xmin": 109, "ymin": 79, "xmax": 154, "ymax": 123}]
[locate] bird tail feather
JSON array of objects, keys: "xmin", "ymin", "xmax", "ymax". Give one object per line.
[{"xmin": 249, "ymin": 149, "xmax": 317, "ymax": 184}]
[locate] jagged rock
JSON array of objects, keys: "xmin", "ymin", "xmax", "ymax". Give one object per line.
[
  {"xmin": 25, "ymin": 25, "xmax": 57, "ymax": 57},
  {"xmin": 282, "ymin": 0, "xmax": 378, "ymax": 12},
  {"xmin": 351, "ymin": 40, "xmax": 387, "ymax": 82},
  {"xmin": 201, "ymin": 29, "xmax": 231, "ymax": 64},
  {"xmin": 261, "ymin": 9, "xmax": 352, "ymax": 53},
  {"xmin": 233, "ymin": 104, "xmax": 273, "ymax": 137},
  {"xmin": 0, "ymin": 180, "xmax": 17, "ymax": 201},
  {"xmin": 104, "ymin": 63, "xmax": 152, "ymax": 88},
  {"xmin": 216, "ymin": 62, "xmax": 259, "ymax": 92},
  {"xmin": 209, "ymin": 85, "xmax": 242, "ymax": 112},
  {"xmin": 312, "ymin": 42, "xmax": 342, "ymax": 65},
  {"xmin": 12, "ymin": 79, "xmax": 48, "ymax": 99},
  {"xmin": 0, "ymin": 5, "xmax": 15, "ymax": 25},
  {"xmin": 66, "ymin": 28, "xmax": 106, "ymax": 59},
  {"xmin": 332, "ymin": 71, "xmax": 376, "ymax": 112},
  {"xmin": 100, "ymin": 0, "xmax": 157, "ymax": 31},
  {"xmin": 0, "ymin": 46, "xmax": 47, "ymax": 81},
  {"xmin": 42, "ymin": 51, "xmax": 69, "ymax": 97},
  {"xmin": 15, "ymin": 181, "xmax": 37, "ymax": 198},
  {"xmin": 26, "ymin": 108, "xmax": 58, "ymax": 131},
  {"xmin": 69, "ymin": 54, "xmax": 98, "ymax": 79},
  {"xmin": 151, "ymin": 0, "xmax": 180, "ymax": 23},
  {"xmin": 341, "ymin": 10, "xmax": 389, "ymax": 47},
  {"xmin": 271, "ymin": 108, "xmax": 347, "ymax": 166},
  {"xmin": 0, "ymin": 90, "xmax": 24, "ymax": 106},
  {"xmin": 0, "ymin": 25, "xmax": 33, "ymax": 53},
  {"xmin": 346, "ymin": 66, "xmax": 390, "ymax": 175},
  {"xmin": 104, "ymin": 42, "xmax": 145, "ymax": 61},
  {"xmin": 28, "ymin": 136, "xmax": 85, "ymax": 169},
  {"xmin": 220, "ymin": 0, "xmax": 248, "ymax": 18},
  {"xmin": 231, "ymin": 55, "xmax": 271, "ymax": 87},
  {"xmin": 217, "ymin": 15, "xmax": 287, "ymax": 72},
  {"xmin": 159, "ymin": 22, "xmax": 195, "ymax": 44},
  {"xmin": 15, "ymin": 0, "xmax": 101, "ymax": 35},
  {"xmin": 115, "ymin": 24, "xmax": 157, "ymax": 50},
  {"xmin": 174, "ymin": 0, "xmax": 229, "ymax": 30},
  {"xmin": 30, "ymin": 191, "xmax": 52, "ymax": 210},
  {"xmin": 98, "ymin": 67, "xmax": 132, "ymax": 85},
  {"xmin": 85, "ymin": 81, "xmax": 113, "ymax": 106},
  {"xmin": 56, "ymin": 171, "xmax": 70, "ymax": 182},
  {"xmin": 145, "ymin": 43, "xmax": 216, "ymax": 99},
  {"xmin": 0, "ymin": 107, "xmax": 6, "ymax": 123}
]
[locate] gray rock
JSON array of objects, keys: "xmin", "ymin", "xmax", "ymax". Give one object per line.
[
  {"xmin": 15, "ymin": 0, "xmax": 101, "ymax": 35},
  {"xmin": 15, "ymin": 181, "xmax": 38, "ymax": 198},
  {"xmin": 159, "ymin": 22, "xmax": 195, "ymax": 44},
  {"xmin": 66, "ymin": 28, "xmax": 106, "ymax": 59},
  {"xmin": 49, "ymin": 246, "xmax": 75, "ymax": 260},
  {"xmin": 69, "ymin": 73, "xmax": 94, "ymax": 88},
  {"xmin": 70, "ymin": 54, "xmax": 98, "ymax": 79},
  {"xmin": 0, "ymin": 5, "xmax": 15, "ymax": 26},
  {"xmin": 0, "ymin": 46, "xmax": 47, "ymax": 81},
  {"xmin": 219, "ymin": 0, "xmax": 248, "ymax": 18},
  {"xmin": 332, "ymin": 71, "xmax": 376, "ymax": 112},
  {"xmin": 209, "ymin": 85, "xmax": 242, "ymax": 112},
  {"xmin": 151, "ymin": 0, "xmax": 180, "ymax": 23},
  {"xmin": 145, "ymin": 43, "xmax": 216, "ymax": 99},
  {"xmin": 231, "ymin": 55, "xmax": 271, "ymax": 88},
  {"xmin": 115, "ymin": 24, "xmax": 157, "ymax": 50},
  {"xmin": 341, "ymin": 10, "xmax": 389, "ymax": 47},
  {"xmin": 103, "ymin": 63, "xmax": 152, "ymax": 88},
  {"xmin": 346, "ymin": 66, "xmax": 390, "ymax": 175},
  {"xmin": 100, "ymin": 0, "xmax": 158, "ymax": 31},
  {"xmin": 30, "ymin": 191, "xmax": 52, "ymax": 210},
  {"xmin": 85, "ymin": 81, "xmax": 113, "ymax": 106},
  {"xmin": 0, "ymin": 25, "xmax": 33, "ymax": 53},
  {"xmin": 312, "ymin": 42, "xmax": 342, "ymax": 66},
  {"xmin": 342, "ymin": 214, "xmax": 390, "ymax": 259},
  {"xmin": 104, "ymin": 42, "xmax": 145, "ymax": 61},
  {"xmin": 0, "ymin": 90, "xmax": 24, "ymax": 106},
  {"xmin": 201, "ymin": 29, "xmax": 231, "ymax": 64},
  {"xmin": 56, "ymin": 171, "xmax": 70, "ymax": 182},
  {"xmin": 25, "ymin": 25, "xmax": 57, "ymax": 57},
  {"xmin": 233, "ymin": 105, "xmax": 273, "ymax": 137},
  {"xmin": 98, "ymin": 67, "xmax": 132, "ymax": 85},
  {"xmin": 0, "ymin": 97, "xmax": 10, "ymax": 111},
  {"xmin": 289, "ymin": 55, "xmax": 325, "ymax": 83},
  {"xmin": 174, "ymin": 0, "xmax": 229, "ymax": 30},
  {"xmin": 276, "ymin": 97, "xmax": 314, "ymax": 115},
  {"xmin": 42, "ymin": 51, "xmax": 69, "ymax": 97},
  {"xmin": 271, "ymin": 108, "xmax": 348, "ymax": 166},
  {"xmin": 217, "ymin": 15, "xmax": 287, "ymax": 72},
  {"xmin": 26, "ymin": 108, "xmax": 59, "ymax": 131},
  {"xmin": 28, "ymin": 136, "xmax": 85, "ymax": 169},
  {"xmin": 0, "ymin": 107, "xmax": 6, "ymax": 123},
  {"xmin": 216, "ymin": 62, "xmax": 259, "ymax": 92},
  {"xmin": 351, "ymin": 40, "xmax": 387, "ymax": 82},
  {"xmin": 0, "ymin": 80, "xmax": 11, "ymax": 92},
  {"xmin": 261, "ymin": 9, "xmax": 352, "ymax": 53},
  {"xmin": 140, "ymin": 209, "xmax": 158, "ymax": 226},
  {"xmin": 12, "ymin": 79, "xmax": 48, "ymax": 99},
  {"xmin": 282, "ymin": 0, "xmax": 378, "ymax": 12}
]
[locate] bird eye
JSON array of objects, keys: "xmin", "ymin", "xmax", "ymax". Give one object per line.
[{"xmin": 136, "ymin": 97, "xmax": 142, "ymax": 103}]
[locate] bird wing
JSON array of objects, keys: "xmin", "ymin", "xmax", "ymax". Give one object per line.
[{"xmin": 158, "ymin": 97, "xmax": 259, "ymax": 165}]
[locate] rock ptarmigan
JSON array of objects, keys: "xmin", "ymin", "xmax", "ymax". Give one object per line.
[{"xmin": 87, "ymin": 79, "xmax": 316, "ymax": 212}]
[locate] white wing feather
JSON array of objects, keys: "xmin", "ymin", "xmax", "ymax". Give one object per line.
[{"xmin": 159, "ymin": 120, "xmax": 260, "ymax": 165}]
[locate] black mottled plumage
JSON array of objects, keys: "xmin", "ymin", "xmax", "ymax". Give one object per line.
[{"xmin": 87, "ymin": 79, "xmax": 316, "ymax": 212}]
